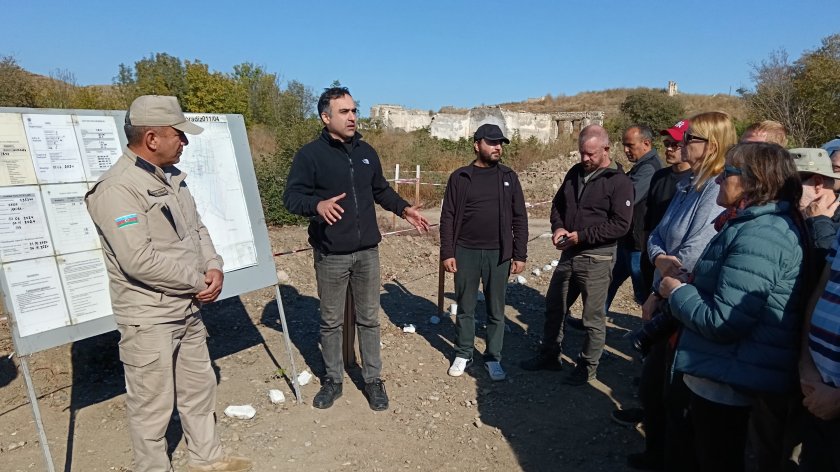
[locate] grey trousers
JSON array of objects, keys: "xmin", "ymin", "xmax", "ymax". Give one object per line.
[
  {"xmin": 118, "ymin": 314, "xmax": 223, "ymax": 472},
  {"xmin": 314, "ymin": 247, "xmax": 382, "ymax": 383},
  {"xmin": 452, "ymin": 246, "xmax": 511, "ymax": 362},
  {"xmin": 542, "ymin": 251, "xmax": 614, "ymax": 370}
]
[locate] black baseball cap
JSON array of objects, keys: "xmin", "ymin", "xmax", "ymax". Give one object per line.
[{"xmin": 473, "ymin": 123, "xmax": 510, "ymax": 144}]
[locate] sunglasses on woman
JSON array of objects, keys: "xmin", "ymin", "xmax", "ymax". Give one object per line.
[
  {"xmin": 722, "ymin": 164, "xmax": 742, "ymax": 178},
  {"xmin": 682, "ymin": 132, "xmax": 709, "ymax": 145}
]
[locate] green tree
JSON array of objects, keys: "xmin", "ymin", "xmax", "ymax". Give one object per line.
[
  {"xmin": 254, "ymin": 116, "xmax": 322, "ymax": 225},
  {"xmin": 282, "ymin": 80, "xmax": 317, "ymax": 121},
  {"xmin": 742, "ymin": 50, "xmax": 813, "ymax": 146},
  {"xmin": 114, "ymin": 53, "xmax": 187, "ymax": 105},
  {"xmin": 71, "ymin": 86, "xmax": 109, "ymax": 110},
  {"xmin": 233, "ymin": 62, "xmax": 284, "ymax": 126},
  {"xmin": 39, "ymin": 68, "xmax": 77, "ymax": 109},
  {"xmin": 793, "ymin": 34, "xmax": 840, "ymax": 144},
  {"xmin": 744, "ymin": 34, "xmax": 840, "ymax": 146},
  {"xmin": 182, "ymin": 60, "xmax": 248, "ymax": 117},
  {"xmin": 618, "ymin": 89, "xmax": 684, "ymax": 134},
  {"xmin": 0, "ymin": 55, "xmax": 37, "ymax": 107}
]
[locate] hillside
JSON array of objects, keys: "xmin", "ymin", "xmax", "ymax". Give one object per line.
[{"xmin": 495, "ymin": 87, "xmax": 747, "ymax": 121}]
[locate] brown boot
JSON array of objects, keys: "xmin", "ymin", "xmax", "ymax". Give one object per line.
[{"xmin": 187, "ymin": 455, "xmax": 252, "ymax": 472}]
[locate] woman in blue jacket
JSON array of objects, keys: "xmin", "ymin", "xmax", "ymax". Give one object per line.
[
  {"xmin": 627, "ymin": 112, "xmax": 735, "ymax": 471},
  {"xmin": 660, "ymin": 142, "xmax": 807, "ymax": 471}
]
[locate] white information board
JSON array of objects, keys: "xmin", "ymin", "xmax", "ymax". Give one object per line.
[{"xmin": 0, "ymin": 107, "xmax": 277, "ymax": 355}]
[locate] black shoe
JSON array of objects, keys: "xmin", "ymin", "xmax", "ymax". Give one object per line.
[
  {"xmin": 364, "ymin": 378, "xmax": 389, "ymax": 411},
  {"xmin": 566, "ymin": 316, "xmax": 585, "ymax": 331},
  {"xmin": 611, "ymin": 407, "xmax": 644, "ymax": 426},
  {"xmin": 312, "ymin": 378, "xmax": 342, "ymax": 409},
  {"xmin": 519, "ymin": 351, "xmax": 563, "ymax": 371},
  {"xmin": 563, "ymin": 363, "xmax": 596, "ymax": 385},
  {"xmin": 627, "ymin": 451, "xmax": 663, "ymax": 471}
]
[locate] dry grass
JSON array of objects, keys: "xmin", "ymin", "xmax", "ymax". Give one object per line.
[
  {"xmin": 363, "ymin": 129, "xmax": 580, "ymax": 208},
  {"xmin": 497, "ymin": 87, "xmax": 747, "ymax": 121},
  {"xmin": 247, "ymin": 124, "xmax": 278, "ymax": 159}
]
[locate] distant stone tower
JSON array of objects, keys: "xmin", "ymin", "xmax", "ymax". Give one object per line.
[{"xmin": 667, "ymin": 81, "xmax": 678, "ymax": 96}]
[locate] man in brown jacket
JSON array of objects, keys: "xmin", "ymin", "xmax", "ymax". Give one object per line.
[{"xmin": 86, "ymin": 95, "xmax": 250, "ymax": 472}]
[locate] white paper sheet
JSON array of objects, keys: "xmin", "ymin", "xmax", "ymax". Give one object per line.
[
  {"xmin": 56, "ymin": 250, "xmax": 112, "ymax": 324},
  {"xmin": 0, "ymin": 185, "xmax": 54, "ymax": 262},
  {"xmin": 3, "ymin": 257, "xmax": 70, "ymax": 337},
  {"xmin": 23, "ymin": 114, "xmax": 86, "ymax": 183},
  {"xmin": 41, "ymin": 183, "xmax": 100, "ymax": 254},
  {"xmin": 0, "ymin": 113, "xmax": 38, "ymax": 186},
  {"xmin": 73, "ymin": 115, "xmax": 121, "ymax": 182},
  {"xmin": 179, "ymin": 114, "xmax": 257, "ymax": 271}
]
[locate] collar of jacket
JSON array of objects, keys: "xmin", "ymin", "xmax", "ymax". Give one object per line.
[
  {"xmin": 319, "ymin": 127, "xmax": 362, "ymax": 148},
  {"xmin": 456, "ymin": 162, "xmax": 514, "ymax": 179},
  {"xmin": 571, "ymin": 160, "xmax": 623, "ymax": 179},
  {"xmin": 126, "ymin": 148, "xmax": 186, "ymax": 187},
  {"xmin": 733, "ymin": 201, "xmax": 793, "ymax": 222},
  {"xmin": 633, "ymin": 149, "xmax": 660, "ymax": 167}
]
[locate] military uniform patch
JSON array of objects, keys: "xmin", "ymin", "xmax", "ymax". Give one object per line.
[{"xmin": 115, "ymin": 214, "xmax": 139, "ymax": 228}]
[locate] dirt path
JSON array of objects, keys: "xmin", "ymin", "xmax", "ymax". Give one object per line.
[{"xmin": 0, "ymin": 211, "xmax": 648, "ymax": 472}]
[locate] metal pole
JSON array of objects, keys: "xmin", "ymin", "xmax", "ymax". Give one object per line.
[
  {"xmin": 414, "ymin": 165, "xmax": 421, "ymax": 207},
  {"xmin": 273, "ymin": 285, "xmax": 302, "ymax": 403},
  {"xmin": 18, "ymin": 354, "xmax": 56, "ymax": 472}
]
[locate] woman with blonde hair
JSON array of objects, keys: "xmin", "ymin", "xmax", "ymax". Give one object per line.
[{"xmin": 626, "ymin": 111, "xmax": 738, "ymax": 470}]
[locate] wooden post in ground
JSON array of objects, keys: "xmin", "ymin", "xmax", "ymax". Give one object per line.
[
  {"xmin": 414, "ymin": 165, "xmax": 421, "ymax": 207},
  {"xmin": 437, "ymin": 263, "xmax": 445, "ymax": 314},
  {"xmin": 392, "ymin": 164, "xmax": 400, "ymax": 229}
]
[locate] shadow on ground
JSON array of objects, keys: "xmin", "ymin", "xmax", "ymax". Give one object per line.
[
  {"xmin": 379, "ymin": 272, "xmax": 646, "ymax": 471},
  {"xmin": 62, "ymin": 295, "xmax": 270, "ymax": 471}
]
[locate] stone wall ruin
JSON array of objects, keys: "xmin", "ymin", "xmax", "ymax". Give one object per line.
[{"xmin": 369, "ymin": 105, "xmax": 604, "ymax": 143}]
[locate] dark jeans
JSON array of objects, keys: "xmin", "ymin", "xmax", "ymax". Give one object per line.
[
  {"xmin": 542, "ymin": 251, "xmax": 613, "ymax": 370},
  {"xmin": 639, "ymin": 339, "xmax": 668, "ymax": 458},
  {"xmin": 313, "ymin": 247, "xmax": 382, "ymax": 383},
  {"xmin": 664, "ymin": 371, "xmax": 697, "ymax": 472},
  {"xmin": 745, "ymin": 392, "xmax": 803, "ymax": 472},
  {"xmin": 453, "ymin": 246, "xmax": 510, "ymax": 362},
  {"xmin": 640, "ymin": 248, "xmax": 655, "ymax": 295},
  {"xmin": 800, "ymin": 411, "xmax": 840, "ymax": 472},
  {"xmin": 689, "ymin": 391, "xmax": 751, "ymax": 472},
  {"xmin": 606, "ymin": 244, "xmax": 646, "ymax": 308}
]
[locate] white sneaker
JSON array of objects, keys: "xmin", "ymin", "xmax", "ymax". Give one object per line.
[
  {"xmin": 448, "ymin": 357, "xmax": 471, "ymax": 377},
  {"xmin": 485, "ymin": 361, "xmax": 506, "ymax": 381}
]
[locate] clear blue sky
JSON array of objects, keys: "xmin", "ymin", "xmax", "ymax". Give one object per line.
[{"xmin": 2, "ymin": 1, "xmax": 836, "ymax": 114}]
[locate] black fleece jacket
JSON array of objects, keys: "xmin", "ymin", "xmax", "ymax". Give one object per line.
[
  {"xmin": 439, "ymin": 163, "xmax": 528, "ymax": 264},
  {"xmin": 283, "ymin": 129, "xmax": 409, "ymax": 254},
  {"xmin": 550, "ymin": 162, "xmax": 634, "ymax": 256}
]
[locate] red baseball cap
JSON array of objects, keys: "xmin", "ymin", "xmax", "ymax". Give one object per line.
[{"xmin": 660, "ymin": 119, "xmax": 690, "ymax": 142}]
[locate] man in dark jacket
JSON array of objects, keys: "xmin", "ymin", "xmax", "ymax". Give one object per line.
[
  {"xmin": 520, "ymin": 124, "xmax": 634, "ymax": 385},
  {"xmin": 638, "ymin": 120, "xmax": 692, "ymax": 290},
  {"xmin": 439, "ymin": 123, "xmax": 528, "ymax": 381},
  {"xmin": 283, "ymin": 87, "xmax": 429, "ymax": 411},
  {"xmin": 605, "ymin": 125, "xmax": 661, "ymax": 308}
]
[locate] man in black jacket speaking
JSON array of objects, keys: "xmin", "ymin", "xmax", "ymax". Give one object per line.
[
  {"xmin": 284, "ymin": 87, "xmax": 429, "ymax": 411},
  {"xmin": 520, "ymin": 124, "xmax": 633, "ymax": 385}
]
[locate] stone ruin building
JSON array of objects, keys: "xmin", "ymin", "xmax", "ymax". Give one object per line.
[{"xmin": 369, "ymin": 104, "xmax": 605, "ymax": 143}]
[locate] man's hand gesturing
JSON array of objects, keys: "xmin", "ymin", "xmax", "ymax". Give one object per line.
[{"xmin": 317, "ymin": 193, "xmax": 346, "ymax": 225}]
